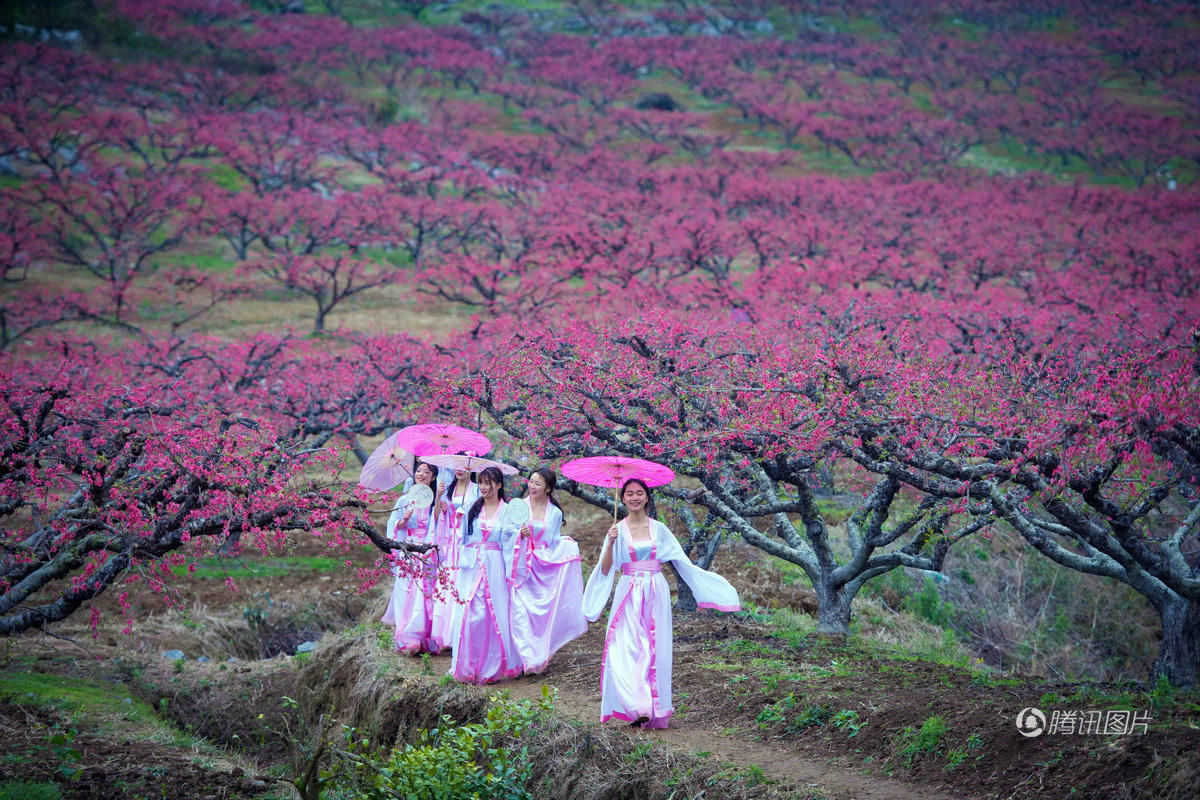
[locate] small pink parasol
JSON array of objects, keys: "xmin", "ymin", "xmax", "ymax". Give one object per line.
[
  {"xmin": 560, "ymin": 455, "xmax": 675, "ymax": 522},
  {"xmin": 358, "ymin": 432, "xmax": 414, "ymax": 491},
  {"xmin": 393, "ymin": 423, "xmax": 492, "ymax": 457},
  {"xmin": 420, "ymin": 452, "xmax": 519, "ymax": 476}
]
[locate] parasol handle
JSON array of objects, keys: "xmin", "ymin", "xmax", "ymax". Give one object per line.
[{"xmin": 612, "ymin": 484, "xmax": 618, "ymax": 524}]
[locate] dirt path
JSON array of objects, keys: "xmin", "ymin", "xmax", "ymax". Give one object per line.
[{"xmin": 388, "ymin": 628, "xmax": 964, "ymax": 800}]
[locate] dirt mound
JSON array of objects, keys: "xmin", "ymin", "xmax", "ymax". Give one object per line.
[{"xmin": 0, "ymin": 701, "xmax": 268, "ymax": 799}]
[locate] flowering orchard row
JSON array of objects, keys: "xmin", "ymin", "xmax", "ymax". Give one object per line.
[{"xmin": 4, "ymin": 36, "xmax": 1196, "ymax": 341}]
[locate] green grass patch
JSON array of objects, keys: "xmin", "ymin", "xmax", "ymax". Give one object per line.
[
  {"xmin": 204, "ymin": 162, "xmax": 247, "ymax": 192},
  {"xmin": 0, "ymin": 671, "xmax": 162, "ymax": 733},
  {"xmin": 172, "ymin": 554, "xmax": 348, "ymax": 580},
  {"xmin": 0, "ymin": 782, "xmax": 60, "ymax": 800},
  {"xmin": 814, "ymin": 498, "xmax": 854, "ymax": 526},
  {"xmin": 0, "ymin": 670, "xmax": 207, "ymax": 750},
  {"xmin": 719, "ymin": 637, "xmax": 777, "ymax": 657}
]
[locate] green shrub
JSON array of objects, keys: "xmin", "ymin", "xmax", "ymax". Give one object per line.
[
  {"xmin": 897, "ymin": 715, "xmax": 949, "ymax": 766},
  {"xmin": 831, "ymin": 708, "xmax": 865, "ymax": 737},
  {"xmin": 345, "ymin": 693, "xmax": 541, "ymax": 800},
  {"xmin": 787, "ymin": 703, "xmax": 832, "ymax": 733}
]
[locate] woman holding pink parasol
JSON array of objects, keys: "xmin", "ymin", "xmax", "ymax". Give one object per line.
[
  {"xmin": 508, "ymin": 468, "xmax": 587, "ymax": 675},
  {"xmin": 575, "ymin": 458, "xmax": 740, "ymax": 730},
  {"xmin": 449, "ymin": 465, "xmax": 523, "ymax": 684},
  {"xmin": 433, "ymin": 463, "xmax": 478, "ymax": 647},
  {"xmin": 380, "ymin": 460, "xmax": 445, "ymax": 655}
]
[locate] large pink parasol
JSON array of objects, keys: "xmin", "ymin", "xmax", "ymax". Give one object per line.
[
  {"xmin": 560, "ymin": 455, "xmax": 675, "ymax": 487},
  {"xmin": 358, "ymin": 432, "xmax": 414, "ymax": 491},
  {"xmin": 560, "ymin": 455, "xmax": 675, "ymax": 522},
  {"xmin": 420, "ymin": 452, "xmax": 519, "ymax": 476},
  {"xmin": 393, "ymin": 423, "xmax": 492, "ymax": 457}
]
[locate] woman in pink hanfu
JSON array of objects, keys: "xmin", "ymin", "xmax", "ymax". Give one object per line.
[
  {"xmin": 450, "ymin": 466, "xmax": 522, "ymax": 684},
  {"xmin": 509, "ymin": 468, "xmax": 587, "ymax": 675},
  {"xmin": 582, "ymin": 478, "xmax": 740, "ymax": 729},
  {"xmin": 381, "ymin": 461, "xmax": 444, "ymax": 654},
  {"xmin": 434, "ymin": 466, "xmax": 478, "ymax": 648}
]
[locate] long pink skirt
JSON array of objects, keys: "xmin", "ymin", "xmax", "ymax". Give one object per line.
[
  {"xmin": 451, "ymin": 545, "xmax": 521, "ymax": 685},
  {"xmin": 600, "ymin": 570, "xmax": 673, "ymax": 728},
  {"xmin": 510, "ymin": 536, "xmax": 587, "ymax": 674},
  {"xmin": 430, "ymin": 519, "xmax": 460, "ymax": 649},
  {"xmin": 381, "ymin": 550, "xmax": 443, "ymax": 654}
]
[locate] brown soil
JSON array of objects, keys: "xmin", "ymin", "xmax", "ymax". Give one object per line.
[{"xmin": 0, "ymin": 701, "xmax": 270, "ymax": 799}]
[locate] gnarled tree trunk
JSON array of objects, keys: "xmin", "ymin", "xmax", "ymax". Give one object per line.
[{"xmin": 1153, "ymin": 593, "xmax": 1200, "ymax": 688}]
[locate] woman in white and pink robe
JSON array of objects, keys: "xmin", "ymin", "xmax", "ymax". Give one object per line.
[
  {"xmin": 435, "ymin": 467, "xmax": 478, "ymax": 649},
  {"xmin": 510, "ymin": 468, "xmax": 587, "ymax": 674},
  {"xmin": 582, "ymin": 478, "xmax": 740, "ymax": 729},
  {"xmin": 381, "ymin": 462, "xmax": 444, "ymax": 654},
  {"xmin": 450, "ymin": 466, "xmax": 522, "ymax": 685}
]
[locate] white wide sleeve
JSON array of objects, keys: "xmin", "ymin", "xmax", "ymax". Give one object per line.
[
  {"xmin": 385, "ymin": 497, "xmax": 404, "ymax": 541},
  {"xmin": 656, "ymin": 522, "xmax": 741, "ymax": 612},
  {"xmin": 456, "ymin": 517, "xmax": 481, "ymax": 598},
  {"xmin": 581, "ymin": 528, "xmax": 629, "ymax": 622},
  {"xmin": 494, "ymin": 501, "xmax": 521, "ymax": 574},
  {"xmin": 541, "ymin": 504, "xmax": 564, "ymax": 548}
]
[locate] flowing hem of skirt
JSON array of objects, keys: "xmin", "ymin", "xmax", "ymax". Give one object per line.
[
  {"xmin": 451, "ymin": 664, "xmax": 523, "ymax": 685},
  {"xmin": 601, "ymin": 709, "xmax": 673, "ymax": 729},
  {"xmin": 394, "ymin": 635, "xmax": 444, "ymax": 656},
  {"xmin": 697, "ymin": 602, "xmax": 741, "ymax": 612}
]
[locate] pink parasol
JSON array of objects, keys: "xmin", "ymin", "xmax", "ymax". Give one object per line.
[
  {"xmin": 358, "ymin": 432, "xmax": 414, "ymax": 491},
  {"xmin": 560, "ymin": 455, "xmax": 675, "ymax": 522},
  {"xmin": 420, "ymin": 452, "xmax": 519, "ymax": 476},
  {"xmin": 393, "ymin": 423, "xmax": 492, "ymax": 457}
]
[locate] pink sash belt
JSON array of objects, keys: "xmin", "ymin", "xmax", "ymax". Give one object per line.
[
  {"xmin": 622, "ymin": 559, "xmax": 660, "ymax": 575},
  {"xmin": 470, "ymin": 541, "xmax": 501, "ymax": 551}
]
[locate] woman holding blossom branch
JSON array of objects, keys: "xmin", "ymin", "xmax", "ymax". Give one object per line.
[
  {"xmin": 582, "ymin": 477, "xmax": 740, "ymax": 729},
  {"xmin": 381, "ymin": 461, "xmax": 444, "ymax": 654}
]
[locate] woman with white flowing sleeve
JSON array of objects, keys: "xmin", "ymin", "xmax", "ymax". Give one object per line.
[
  {"xmin": 449, "ymin": 466, "xmax": 522, "ymax": 685},
  {"xmin": 509, "ymin": 468, "xmax": 587, "ymax": 674},
  {"xmin": 582, "ymin": 478, "xmax": 740, "ymax": 729},
  {"xmin": 380, "ymin": 461, "xmax": 444, "ymax": 654}
]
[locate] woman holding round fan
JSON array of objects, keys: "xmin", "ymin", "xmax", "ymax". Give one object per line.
[
  {"xmin": 451, "ymin": 466, "xmax": 522, "ymax": 684},
  {"xmin": 582, "ymin": 477, "xmax": 740, "ymax": 729},
  {"xmin": 509, "ymin": 468, "xmax": 587, "ymax": 674},
  {"xmin": 381, "ymin": 461, "xmax": 444, "ymax": 654}
]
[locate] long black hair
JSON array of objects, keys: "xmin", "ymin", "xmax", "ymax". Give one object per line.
[
  {"xmin": 412, "ymin": 460, "xmax": 438, "ymax": 511},
  {"xmin": 442, "ymin": 467, "xmax": 476, "ymax": 505},
  {"xmin": 465, "ymin": 466, "xmax": 508, "ymax": 536},
  {"xmin": 524, "ymin": 467, "xmax": 565, "ymax": 522},
  {"xmin": 619, "ymin": 477, "xmax": 657, "ymax": 520}
]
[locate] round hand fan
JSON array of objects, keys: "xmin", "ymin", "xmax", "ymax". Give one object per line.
[
  {"xmin": 503, "ymin": 497, "xmax": 531, "ymax": 527},
  {"xmin": 401, "ymin": 483, "xmax": 435, "ymax": 510}
]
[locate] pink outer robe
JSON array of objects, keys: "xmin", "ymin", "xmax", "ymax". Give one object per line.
[
  {"xmin": 380, "ymin": 500, "xmax": 443, "ymax": 654},
  {"xmin": 450, "ymin": 500, "xmax": 522, "ymax": 685},
  {"xmin": 435, "ymin": 482, "xmax": 478, "ymax": 649},
  {"xmin": 509, "ymin": 503, "xmax": 587, "ymax": 674},
  {"xmin": 582, "ymin": 519, "xmax": 740, "ymax": 729}
]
